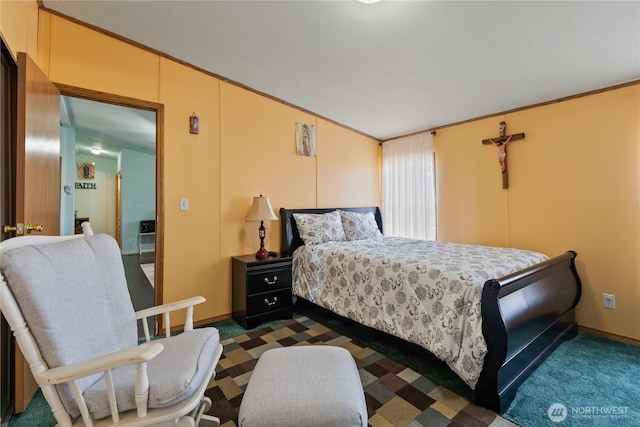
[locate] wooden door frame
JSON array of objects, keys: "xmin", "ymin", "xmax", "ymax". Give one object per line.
[
  {"xmin": 56, "ymin": 84, "xmax": 164, "ymax": 316},
  {"xmin": 115, "ymin": 172, "xmax": 121, "ymax": 247},
  {"xmin": 0, "ymin": 37, "xmax": 17, "ymax": 425}
]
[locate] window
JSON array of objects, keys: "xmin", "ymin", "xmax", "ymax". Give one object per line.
[{"xmin": 381, "ymin": 133, "xmax": 436, "ymax": 240}]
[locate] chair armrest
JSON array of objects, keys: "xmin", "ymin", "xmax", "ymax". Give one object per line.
[
  {"xmin": 36, "ymin": 341, "xmax": 163, "ymax": 385},
  {"xmin": 134, "ymin": 296, "xmax": 206, "ymax": 320},
  {"xmin": 135, "ymin": 296, "xmax": 206, "ymax": 340}
]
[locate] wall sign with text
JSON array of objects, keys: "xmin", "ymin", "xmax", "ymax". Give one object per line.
[{"xmin": 75, "ymin": 182, "xmax": 97, "ymax": 190}]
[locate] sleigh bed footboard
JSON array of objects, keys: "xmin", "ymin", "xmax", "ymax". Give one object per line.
[{"xmin": 477, "ymin": 251, "xmax": 582, "ymax": 412}]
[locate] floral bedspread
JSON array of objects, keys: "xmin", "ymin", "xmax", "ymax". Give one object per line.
[{"xmin": 292, "ymin": 237, "xmax": 548, "ymax": 388}]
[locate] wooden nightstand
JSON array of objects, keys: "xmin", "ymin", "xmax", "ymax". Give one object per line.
[{"xmin": 232, "ymin": 254, "xmax": 293, "ymax": 329}]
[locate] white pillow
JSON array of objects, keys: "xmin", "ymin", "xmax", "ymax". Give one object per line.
[
  {"xmin": 339, "ymin": 210, "xmax": 382, "ymax": 241},
  {"xmin": 293, "ymin": 211, "xmax": 346, "ymax": 245}
]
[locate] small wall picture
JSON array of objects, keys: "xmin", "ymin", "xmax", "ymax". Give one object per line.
[
  {"xmin": 77, "ymin": 162, "xmax": 95, "ymax": 180},
  {"xmin": 189, "ymin": 113, "xmax": 199, "ymax": 135},
  {"xmin": 296, "ymin": 123, "xmax": 316, "ymax": 157}
]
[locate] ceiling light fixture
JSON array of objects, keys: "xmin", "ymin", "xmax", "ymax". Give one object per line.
[
  {"xmin": 90, "ymin": 148, "xmax": 101, "ymax": 155},
  {"xmin": 358, "ymin": 0, "xmax": 381, "ymax": 4}
]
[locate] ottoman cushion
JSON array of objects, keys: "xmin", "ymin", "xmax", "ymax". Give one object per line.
[{"xmin": 238, "ymin": 346, "xmax": 367, "ymax": 427}]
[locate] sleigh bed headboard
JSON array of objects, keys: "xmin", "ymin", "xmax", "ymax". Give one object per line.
[{"xmin": 279, "ymin": 206, "xmax": 383, "ymax": 257}]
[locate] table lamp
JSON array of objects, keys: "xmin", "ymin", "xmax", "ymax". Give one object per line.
[{"xmin": 246, "ymin": 194, "xmax": 278, "ymax": 260}]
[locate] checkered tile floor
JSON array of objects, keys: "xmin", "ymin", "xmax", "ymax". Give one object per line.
[{"xmin": 205, "ymin": 316, "xmax": 516, "ymax": 427}]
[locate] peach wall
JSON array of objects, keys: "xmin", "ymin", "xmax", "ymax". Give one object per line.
[
  {"xmin": 219, "ymin": 82, "xmax": 318, "ymax": 259},
  {"xmin": 2, "ymin": 6, "xmax": 379, "ymax": 327},
  {"xmin": 44, "ymin": 16, "xmax": 160, "ymax": 102},
  {"xmin": 0, "ymin": 0, "xmax": 38, "ymax": 60},
  {"xmin": 218, "ymin": 84, "xmax": 380, "ymax": 311},
  {"xmin": 316, "ymin": 119, "xmax": 381, "ymax": 208},
  {"xmin": 159, "ymin": 58, "xmax": 223, "ymax": 320},
  {"xmin": 435, "ymin": 84, "xmax": 640, "ymax": 340},
  {"xmin": 435, "ymin": 120, "xmax": 511, "ymax": 246}
]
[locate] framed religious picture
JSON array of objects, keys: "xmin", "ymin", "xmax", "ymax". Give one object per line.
[
  {"xmin": 189, "ymin": 113, "xmax": 199, "ymax": 134},
  {"xmin": 77, "ymin": 162, "xmax": 95, "ymax": 180},
  {"xmin": 295, "ymin": 123, "xmax": 316, "ymax": 157}
]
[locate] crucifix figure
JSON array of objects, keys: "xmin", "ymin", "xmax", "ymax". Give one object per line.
[{"xmin": 481, "ymin": 121, "xmax": 525, "ymax": 189}]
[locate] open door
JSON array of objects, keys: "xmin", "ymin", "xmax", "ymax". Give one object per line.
[
  {"xmin": 15, "ymin": 52, "xmax": 61, "ymax": 237},
  {"xmin": 1, "ymin": 51, "xmax": 61, "ymax": 413}
]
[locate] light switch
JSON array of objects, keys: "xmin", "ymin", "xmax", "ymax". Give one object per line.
[{"xmin": 179, "ymin": 198, "xmax": 189, "ymax": 211}]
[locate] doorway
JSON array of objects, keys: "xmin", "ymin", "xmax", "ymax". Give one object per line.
[
  {"xmin": 60, "ymin": 95, "xmax": 155, "ymax": 244},
  {"xmin": 57, "ymin": 86, "xmax": 165, "ymax": 333}
]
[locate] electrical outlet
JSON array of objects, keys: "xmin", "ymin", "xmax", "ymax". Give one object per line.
[
  {"xmin": 603, "ymin": 293, "xmax": 615, "ymax": 310},
  {"xmin": 179, "ymin": 198, "xmax": 189, "ymax": 211}
]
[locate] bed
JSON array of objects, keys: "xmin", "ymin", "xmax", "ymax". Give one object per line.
[{"xmin": 279, "ymin": 206, "xmax": 582, "ymax": 413}]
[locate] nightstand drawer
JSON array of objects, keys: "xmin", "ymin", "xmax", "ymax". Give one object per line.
[
  {"xmin": 247, "ymin": 266, "xmax": 292, "ymax": 294},
  {"xmin": 232, "ymin": 254, "xmax": 293, "ymax": 329},
  {"xmin": 247, "ymin": 289, "xmax": 292, "ymax": 316}
]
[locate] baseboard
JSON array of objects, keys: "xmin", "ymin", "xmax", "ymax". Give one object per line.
[
  {"xmin": 578, "ymin": 325, "xmax": 640, "ymax": 346},
  {"xmin": 194, "ymin": 313, "xmax": 232, "ymax": 328}
]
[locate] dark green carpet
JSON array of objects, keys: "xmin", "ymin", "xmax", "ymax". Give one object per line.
[
  {"xmin": 8, "ymin": 308, "xmax": 639, "ymax": 427},
  {"xmin": 503, "ymin": 332, "xmax": 639, "ymax": 426}
]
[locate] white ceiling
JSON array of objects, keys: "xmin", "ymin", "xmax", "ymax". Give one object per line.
[
  {"xmin": 46, "ymin": 1, "xmax": 639, "ymax": 141},
  {"xmin": 60, "ymin": 96, "xmax": 156, "ymax": 159}
]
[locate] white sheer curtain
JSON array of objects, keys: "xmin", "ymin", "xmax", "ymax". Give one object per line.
[{"xmin": 382, "ymin": 133, "xmax": 436, "ymax": 240}]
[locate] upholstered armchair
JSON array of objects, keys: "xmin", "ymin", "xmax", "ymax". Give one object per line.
[{"xmin": 0, "ymin": 227, "xmax": 222, "ymax": 427}]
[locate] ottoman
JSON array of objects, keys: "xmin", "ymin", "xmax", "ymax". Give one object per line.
[{"xmin": 238, "ymin": 346, "xmax": 368, "ymax": 427}]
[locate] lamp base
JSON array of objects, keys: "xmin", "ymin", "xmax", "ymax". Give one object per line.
[{"xmin": 255, "ymin": 247, "xmax": 269, "ymax": 260}]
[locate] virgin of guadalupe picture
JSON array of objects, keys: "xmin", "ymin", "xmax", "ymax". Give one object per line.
[
  {"xmin": 77, "ymin": 162, "xmax": 95, "ymax": 180},
  {"xmin": 296, "ymin": 123, "xmax": 316, "ymax": 157}
]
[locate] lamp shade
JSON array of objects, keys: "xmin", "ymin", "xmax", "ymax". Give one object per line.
[{"xmin": 246, "ymin": 195, "xmax": 277, "ymax": 221}]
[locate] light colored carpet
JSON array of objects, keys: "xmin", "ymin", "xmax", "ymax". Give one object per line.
[{"xmin": 140, "ymin": 263, "xmax": 154, "ymax": 287}]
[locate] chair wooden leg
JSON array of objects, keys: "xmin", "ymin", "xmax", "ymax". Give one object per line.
[
  {"xmin": 194, "ymin": 397, "xmax": 219, "ymax": 427},
  {"xmin": 172, "ymin": 418, "xmax": 196, "ymax": 427},
  {"xmin": 198, "ymin": 415, "xmax": 220, "ymax": 427}
]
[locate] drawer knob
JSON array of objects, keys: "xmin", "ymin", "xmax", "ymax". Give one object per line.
[
  {"xmin": 264, "ymin": 276, "xmax": 278, "ymax": 285},
  {"xmin": 264, "ymin": 296, "xmax": 278, "ymax": 306}
]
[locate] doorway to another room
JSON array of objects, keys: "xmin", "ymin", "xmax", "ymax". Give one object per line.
[{"xmin": 59, "ymin": 93, "xmax": 162, "ymax": 334}]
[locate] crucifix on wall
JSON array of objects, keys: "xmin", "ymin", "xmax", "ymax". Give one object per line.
[{"xmin": 481, "ymin": 121, "xmax": 525, "ymax": 189}]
